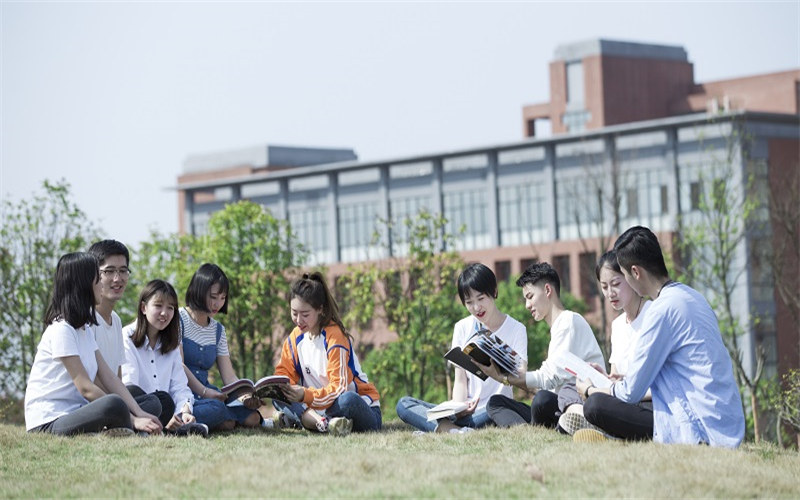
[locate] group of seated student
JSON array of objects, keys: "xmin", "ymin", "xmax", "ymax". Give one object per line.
[
  {"xmin": 23, "ymin": 225, "xmax": 745, "ymax": 447},
  {"xmin": 396, "ymin": 225, "xmax": 744, "ymax": 448},
  {"xmin": 24, "ymin": 240, "xmax": 380, "ymax": 437}
]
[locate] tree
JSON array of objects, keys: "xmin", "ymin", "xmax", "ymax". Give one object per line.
[
  {"xmin": 338, "ymin": 211, "xmax": 464, "ymax": 414},
  {"xmin": 0, "ymin": 180, "xmax": 100, "ymax": 396},
  {"xmin": 197, "ymin": 201, "xmax": 304, "ymax": 380},
  {"xmin": 675, "ymin": 118, "xmax": 767, "ymax": 442}
]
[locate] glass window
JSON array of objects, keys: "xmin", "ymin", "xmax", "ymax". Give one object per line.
[
  {"xmin": 288, "ymin": 207, "xmax": 330, "ymax": 264},
  {"xmin": 389, "ymin": 196, "xmax": 431, "ymax": 257},
  {"xmin": 338, "ymin": 202, "xmax": 385, "ymax": 263},
  {"xmin": 443, "ymin": 189, "xmax": 490, "ymax": 251},
  {"xmin": 566, "ymin": 61, "xmax": 584, "ymax": 107},
  {"xmin": 499, "ymin": 183, "xmax": 547, "ymax": 246},
  {"xmin": 552, "ymin": 255, "xmax": 571, "ymax": 294}
]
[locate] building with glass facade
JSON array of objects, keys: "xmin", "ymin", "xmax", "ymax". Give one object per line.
[{"xmin": 175, "ymin": 39, "xmax": 800, "ymax": 379}]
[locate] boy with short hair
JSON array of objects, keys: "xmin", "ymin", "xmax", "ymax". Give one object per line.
[
  {"xmin": 88, "ymin": 239, "xmax": 165, "ymax": 427},
  {"xmin": 577, "ymin": 226, "xmax": 744, "ymax": 447},
  {"xmin": 484, "ymin": 262, "xmax": 604, "ymax": 428}
]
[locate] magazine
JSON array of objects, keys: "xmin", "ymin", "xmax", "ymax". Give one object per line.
[
  {"xmin": 445, "ymin": 328, "xmax": 522, "ymax": 378},
  {"xmin": 221, "ymin": 375, "xmax": 291, "ymax": 403},
  {"xmin": 426, "ymin": 400, "xmax": 469, "ymax": 422}
]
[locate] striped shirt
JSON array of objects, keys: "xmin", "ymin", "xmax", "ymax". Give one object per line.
[{"xmin": 178, "ymin": 308, "xmax": 229, "ymax": 356}]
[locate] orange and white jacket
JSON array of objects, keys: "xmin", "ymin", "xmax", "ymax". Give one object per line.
[{"xmin": 275, "ymin": 323, "xmax": 380, "ymax": 410}]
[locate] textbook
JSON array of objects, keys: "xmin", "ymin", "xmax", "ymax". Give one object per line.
[
  {"xmin": 444, "ymin": 328, "xmax": 522, "ymax": 378},
  {"xmin": 551, "ymin": 350, "xmax": 613, "ymax": 389},
  {"xmin": 426, "ymin": 400, "xmax": 469, "ymax": 422},
  {"xmin": 221, "ymin": 375, "xmax": 291, "ymax": 403}
]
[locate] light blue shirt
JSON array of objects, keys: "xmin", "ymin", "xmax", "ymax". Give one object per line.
[{"xmin": 611, "ymin": 282, "xmax": 745, "ymax": 447}]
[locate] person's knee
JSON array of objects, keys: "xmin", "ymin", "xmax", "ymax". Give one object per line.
[
  {"xmin": 395, "ymin": 396, "xmax": 413, "ymax": 413},
  {"xmin": 582, "ymin": 394, "xmax": 602, "ymax": 424},
  {"xmin": 102, "ymin": 394, "xmax": 129, "ymax": 415},
  {"xmin": 486, "ymin": 394, "xmax": 506, "ymax": 412},
  {"xmin": 155, "ymin": 391, "xmax": 175, "ymax": 415}
]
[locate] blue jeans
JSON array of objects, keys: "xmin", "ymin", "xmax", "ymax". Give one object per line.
[
  {"xmin": 396, "ymin": 396, "xmax": 492, "ymax": 432},
  {"xmin": 274, "ymin": 392, "xmax": 382, "ymax": 433}
]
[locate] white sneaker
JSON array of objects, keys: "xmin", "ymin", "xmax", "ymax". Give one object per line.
[
  {"xmin": 328, "ymin": 417, "xmax": 352, "ymax": 437},
  {"xmin": 558, "ymin": 412, "xmax": 600, "ymax": 436}
]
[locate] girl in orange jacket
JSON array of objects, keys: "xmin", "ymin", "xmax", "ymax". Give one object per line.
[{"xmin": 273, "ymin": 272, "xmax": 381, "ymax": 435}]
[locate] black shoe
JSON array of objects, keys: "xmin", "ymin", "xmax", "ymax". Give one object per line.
[{"xmin": 175, "ymin": 422, "xmax": 209, "ymax": 438}]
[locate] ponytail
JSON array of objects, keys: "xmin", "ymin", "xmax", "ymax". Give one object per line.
[{"xmin": 290, "ymin": 271, "xmax": 349, "ymax": 339}]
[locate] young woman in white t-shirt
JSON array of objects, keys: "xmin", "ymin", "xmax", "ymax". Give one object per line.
[
  {"xmin": 396, "ymin": 263, "xmax": 528, "ymax": 433},
  {"xmin": 122, "ymin": 280, "xmax": 205, "ymax": 436},
  {"xmin": 24, "ymin": 252, "xmax": 162, "ymax": 436},
  {"xmin": 563, "ymin": 250, "xmax": 654, "ymax": 440}
]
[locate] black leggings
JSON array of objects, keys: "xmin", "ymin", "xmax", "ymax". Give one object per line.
[
  {"xmin": 127, "ymin": 385, "xmax": 174, "ymax": 427},
  {"xmin": 583, "ymin": 393, "xmax": 653, "ymax": 441},
  {"xmin": 486, "ymin": 390, "xmax": 560, "ymax": 428},
  {"xmin": 34, "ymin": 394, "xmax": 132, "ymax": 435}
]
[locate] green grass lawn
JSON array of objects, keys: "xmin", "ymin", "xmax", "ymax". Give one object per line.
[{"xmin": 1, "ymin": 421, "xmax": 798, "ymax": 498}]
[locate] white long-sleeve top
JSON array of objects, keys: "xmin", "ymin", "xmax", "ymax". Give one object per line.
[
  {"xmin": 121, "ymin": 323, "xmax": 194, "ymax": 414},
  {"xmin": 525, "ymin": 310, "xmax": 604, "ymax": 392}
]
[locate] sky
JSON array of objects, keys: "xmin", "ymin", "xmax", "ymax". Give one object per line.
[{"xmin": 2, "ymin": 1, "xmax": 798, "ymax": 249}]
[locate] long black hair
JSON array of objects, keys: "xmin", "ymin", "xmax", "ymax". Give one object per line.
[{"xmin": 44, "ymin": 252, "xmax": 100, "ymax": 329}]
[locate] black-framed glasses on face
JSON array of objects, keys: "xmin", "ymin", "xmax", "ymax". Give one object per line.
[{"xmin": 99, "ymin": 267, "xmax": 131, "ymax": 279}]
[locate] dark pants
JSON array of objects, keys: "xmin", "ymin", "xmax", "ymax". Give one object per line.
[
  {"xmin": 34, "ymin": 394, "xmax": 132, "ymax": 435},
  {"xmin": 487, "ymin": 390, "xmax": 560, "ymax": 428},
  {"xmin": 127, "ymin": 385, "xmax": 174, "ymax": 427},
  {"xmin": 583, "ymin": 393, "xmax": 654, "ymax": 441}
]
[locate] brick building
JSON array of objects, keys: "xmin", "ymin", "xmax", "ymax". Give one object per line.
[{"xmin": 175, "ymin": 39, "xmax": 800, "ymax": 378}]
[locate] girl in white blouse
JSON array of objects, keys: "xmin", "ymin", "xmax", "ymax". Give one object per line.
[{"xmin": 122, "ymin": 280, "xmax": 200, "ymax": 433}]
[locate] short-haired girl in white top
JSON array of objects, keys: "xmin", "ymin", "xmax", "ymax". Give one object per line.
[
  {"xmin": 566, "ymin": 250, "xmax": 654, "ymax": 441},
  {"xmin": 396, "ymin": 263, "xmax": 528, "ymax": 433},
  {"xmin": 122, "ymin": 280, "xmax": 206, "ymax": 436},
  {"xmin": 24, "ymin": 252, "xmax": 163, "ymax": 436}
]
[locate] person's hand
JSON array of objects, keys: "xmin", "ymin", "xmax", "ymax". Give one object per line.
[
  {"xmin": 455, "ymin": 398, "xmax": 479, "ymax": 418},
  {"xmin": 473, "ymin": 359, "xmax": 503, "ymax": 383},
  {"xmin": 205, "ymin": 388, "xmax": 227, "ymax": 402},
  {"xmin": 280, "ymin": 384, "xmax": 306, "ymax": 403},
  {"xmin": 240, "ymin": 394, "xmax": 263, "ymax": 410},
  {"xmin": 132, "ymin": 414, "xmax": 162, "ymax": 434},
  {"xmin": 167, "ymin": 411, "xmax": 195, "ymax": 430},
  {"xmin": 576, "ymin": 377, "xmax": 593, "ymax": 401}
]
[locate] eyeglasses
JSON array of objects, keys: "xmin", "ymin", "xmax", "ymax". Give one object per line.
[{"xmin": 99, "ymin": 267, "xmax": 131, "ymax": 279}]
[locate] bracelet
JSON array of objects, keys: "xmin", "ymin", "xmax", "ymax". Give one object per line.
[
  {"xmin": 583, "ymin": 384, "xmax": 593, "ymax": 399},
  {"xmin": 201, "ymin": 387, "xmax": 207, "ymax": 398},
  {"xmin": 502, "ymin": 375, "xmax": 510, "ymax": 386}
]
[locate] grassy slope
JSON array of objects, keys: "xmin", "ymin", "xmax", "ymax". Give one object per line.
[{"xmin": 1, "ymin": 422, "xmax": 799, "ymax": 498}]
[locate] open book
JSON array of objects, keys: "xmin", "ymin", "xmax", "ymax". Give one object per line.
[
  {"xmin": 426, "ymin": 400, "xmax": 469, "ymax": 422},
  {"xmin": 221, "ymin": 375, "xmax": 291, "ymax": 403},
  {"xmin": 444, "ymin": 328, "xmax": 522, "ymax": 379},
  {"xmin": 551, "ymin": 350, "xmax": 613, "ymax": 388}
]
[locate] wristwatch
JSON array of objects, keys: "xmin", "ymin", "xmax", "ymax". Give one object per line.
[{"xmin": 502, "ymin": 375, "xmax": 510, "ymax": 386}]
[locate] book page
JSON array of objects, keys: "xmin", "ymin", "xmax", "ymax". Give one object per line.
[{"xmin": 551, "ymin": 350, "xmax": 612, "ymax": 388}]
